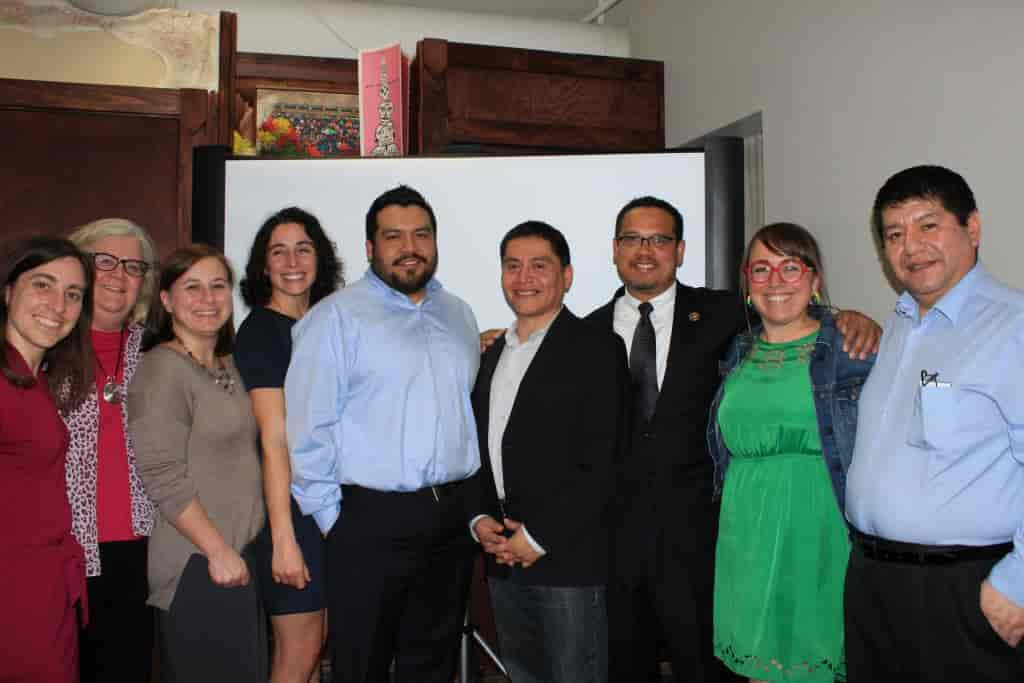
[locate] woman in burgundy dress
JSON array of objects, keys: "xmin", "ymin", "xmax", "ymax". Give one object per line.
[{"xmin": 0, "ymin": 236, "xmax": 95, "ymax": 682}]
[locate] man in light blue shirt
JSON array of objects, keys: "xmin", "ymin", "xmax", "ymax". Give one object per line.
[
  {"xmin": 845, "ymin": 166, "xmax": 1024, "ymax": 681},
  {"xmin": 285, "ymin": 186, "xmax": 481, "ymax": 683}
]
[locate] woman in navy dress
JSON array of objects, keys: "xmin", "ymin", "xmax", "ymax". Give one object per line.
[{"xmin": 235, "ymin": 207, "xmax": 344, "ymax": 683}]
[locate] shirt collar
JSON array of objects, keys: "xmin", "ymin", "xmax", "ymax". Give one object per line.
[
  {"xmin": 504, "ymin": 307, "xmax": 562, "ymax": 349},
  {"xmin": 622, "ymin": 282, "xmax": 676, "ymax": 314},
  {"xmin": 4, "ymin": 341, "xmax": 36, "ymax": 377},
  {"xmin": 894, "ymin": 262, "xmax": 984, "ymax": 325},
  {"xmin": 364, "ymin": 267, "xmax": 441, "ymax": 306}
]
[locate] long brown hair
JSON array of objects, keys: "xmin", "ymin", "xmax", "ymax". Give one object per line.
[
  {"xmin": 142, "ymin": 244, "xmax": 236, "ymax": 356},
  {"xmin": 0, "ymin": 236, "xmax": 95, "ymax": 411}
]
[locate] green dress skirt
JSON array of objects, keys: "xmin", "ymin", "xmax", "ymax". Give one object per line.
[{"xmin": 713, "ymin": 331, "xmax": 850, "ymax": 682}]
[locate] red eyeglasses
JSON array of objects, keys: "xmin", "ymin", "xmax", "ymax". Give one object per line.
[{"xmin": 745, "ymin": 258, "xmax": 814, "ymax": 284}]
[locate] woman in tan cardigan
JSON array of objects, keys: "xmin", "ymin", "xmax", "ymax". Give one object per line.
[{"xmin": 129, "ymin": 244, "xmax": 266, "ymax": 682}]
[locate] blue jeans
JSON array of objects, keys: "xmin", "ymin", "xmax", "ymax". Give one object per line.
[{"xmin": 488, "ymin": 576, "xmax": 608, "ymax": 683}]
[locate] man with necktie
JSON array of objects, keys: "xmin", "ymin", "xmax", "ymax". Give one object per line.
[{"xmin": 587, "ymin": 196, "xmax": 879, "ymax": 682}]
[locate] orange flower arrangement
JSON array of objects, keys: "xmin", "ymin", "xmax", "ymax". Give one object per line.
[{"xmin": 257, "ymin": 116, "xmax": 322, "ymax": 158}]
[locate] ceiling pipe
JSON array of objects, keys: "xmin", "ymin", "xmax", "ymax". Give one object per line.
[{"xmin": 581, "ymin": 0, "xmax": 625, "ymax": 24}]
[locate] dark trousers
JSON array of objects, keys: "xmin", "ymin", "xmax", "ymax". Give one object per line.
[
  {"xmin": 326, "ymin": 484, "xmax": 474, "ymax": 683},
  {"xmin": 489, "ymin": 575, "xmax": 608, "ymax": 683},
  {"xmin": 608, "ymin": 503, "xmax": 740, "ymax": 683},
  {"xmin": 157, "ymin": 551, "xmax": 267, "ymax": 683},
  {"xmin": 845, "ymin": 541, "xmax": 1024, "ymax": 683},
  {"xmin": 80, "ymin": 539, "xmax": 153, "ymax": 683}
]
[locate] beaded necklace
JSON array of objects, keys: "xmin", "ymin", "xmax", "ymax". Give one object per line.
[{"xmin": 174, "ymin": 337, "xmax": 236, "ymax": 395}]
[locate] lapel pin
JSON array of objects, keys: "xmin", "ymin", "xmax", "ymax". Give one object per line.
[{"xmin": 689, "ymin": 311, "xmax": 701, "ymax": 322}]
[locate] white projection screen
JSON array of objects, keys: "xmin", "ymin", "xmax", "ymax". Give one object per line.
[{"xmin": 223, "ymin": 152, "xmax": 705, "ymax": 330}]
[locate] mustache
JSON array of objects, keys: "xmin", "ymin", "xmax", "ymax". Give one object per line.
[{"xmin": 391, "ymin": 253, "xmax": 428, "ymax": 266}]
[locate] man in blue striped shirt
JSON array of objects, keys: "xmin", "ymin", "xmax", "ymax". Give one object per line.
[
  {"xmin": 285, "ymin": 186, "xmax": 481, "ymax": 683},
  {"xmin": 845, "ymin": 165, "xmax": 1024, "ymax": 681}
]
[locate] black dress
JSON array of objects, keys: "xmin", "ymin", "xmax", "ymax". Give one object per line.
[{"xmin": 235, "ymin": 306, "xmax": 327, "ymax": 615}]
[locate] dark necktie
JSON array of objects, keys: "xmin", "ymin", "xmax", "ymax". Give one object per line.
[{"xmin": 630, "ymin": 301, "xmax": 658, "ymax": 422}]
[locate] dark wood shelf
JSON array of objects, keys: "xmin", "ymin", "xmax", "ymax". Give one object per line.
[{"xmin": 412, "ymin": 38, "xmax": 664, "ymax": 156}]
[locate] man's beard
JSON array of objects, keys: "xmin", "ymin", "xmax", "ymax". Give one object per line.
[{"xmin": 372, "ymin": 253, "xmax": 438, "ymax": 297}]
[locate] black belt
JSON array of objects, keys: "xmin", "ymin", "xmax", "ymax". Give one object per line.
[
  {"xmin": 341, "ymin": 480, "xmax": 463, "ymax": 503},
  {"xmin": 850, "ymin": 528, "xmax": 1012, "ymax": 565}
]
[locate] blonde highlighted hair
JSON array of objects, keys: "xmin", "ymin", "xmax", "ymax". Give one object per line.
[{"xmin": 68, "ymin": 218, "xmax": 158, "ymax": 325}]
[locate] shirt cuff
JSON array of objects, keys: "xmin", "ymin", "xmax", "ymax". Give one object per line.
[
  {"xmin": 988, "ymin": 549, "xmax": 1024, "ymax": 608},
  {"xmin": 521, "ymin": 525, "xmax": 547, "ymax": 556},
  {"xmin": 469, "ymin": 514, "xmax": 488, "ymax": 543}
]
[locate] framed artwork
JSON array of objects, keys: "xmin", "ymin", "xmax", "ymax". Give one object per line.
[{"xmin": 250, "ymin": 88, "xmax": 360, "ymax": 158}]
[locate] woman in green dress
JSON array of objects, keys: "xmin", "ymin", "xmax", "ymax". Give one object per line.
[{"xmin": 708, "ymin": 223, "xmax": 874, "ymax": 682}]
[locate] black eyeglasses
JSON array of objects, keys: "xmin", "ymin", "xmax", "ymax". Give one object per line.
[
  {"xmin": 615, "ymin": 234, "xmax": 677, "ymax": 250},
  {"xmin": 91, "ymin": 252, "xmax": 151, "ymax": 278}
]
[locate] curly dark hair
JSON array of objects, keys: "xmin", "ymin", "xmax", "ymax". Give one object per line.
[{"xmin": 240, "ymin": 207, "xmax": 344, "ymax": 308}]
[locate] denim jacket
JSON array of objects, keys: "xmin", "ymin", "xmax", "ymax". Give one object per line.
[{"xmin": 706, "ymin": 308, "xmax": 874, "ymax": 513}]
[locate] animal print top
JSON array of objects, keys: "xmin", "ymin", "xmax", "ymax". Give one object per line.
[{"xmin": 64, "ymin": 323, "xmax": 155, "ymax": 577}]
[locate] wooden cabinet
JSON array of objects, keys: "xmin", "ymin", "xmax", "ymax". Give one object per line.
[
  {"xmin": 412, "ymin": 38, "xmax": 664, "ymax": 155},
  {"xmin": 0, "ymin": 78, "xmax": 216, "ymax": 257}
]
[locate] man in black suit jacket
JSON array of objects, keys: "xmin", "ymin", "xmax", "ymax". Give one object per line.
[
  {"xmin": 588, "ymin": 197, "xmax": 879, "ymax": 683},
  {"xmin": 466, "ymin": 221, "xmax": 629, "ymax": 683},
  {"xmin": 587, "ymin": 197, "xmax": 743, "ymax": 683}
]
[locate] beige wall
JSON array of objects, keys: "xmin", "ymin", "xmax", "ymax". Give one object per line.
[
  {"xmin": 0, "ymin": 27, "xmax": 165, "ymax": 86},
  {"xmin": 0, "ymin": 3, "xmax": 219, "ymax": 88},
  {"xmin": 630, "ymin": 0, "xmax": 1024, "ymax": 320},
  {"xmin": 176, "ymin": 0, "xmax": 629, "ymax": 58}
]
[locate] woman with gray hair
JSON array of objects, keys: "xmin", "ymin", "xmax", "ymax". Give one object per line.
[{"xmin": 66, "ymin": 218, "xmax": 158, "ymax": 682}]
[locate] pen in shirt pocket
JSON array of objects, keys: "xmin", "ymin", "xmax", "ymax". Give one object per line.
[{"xmin": 920, "ymin": 369, "xmax": 951, "ymax": 388}]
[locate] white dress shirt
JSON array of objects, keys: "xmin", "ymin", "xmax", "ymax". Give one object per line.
[
  {"xmin": 472, "ymin": 311, "xmax": 562, "ymax": 554},
  {"xmin": 612, "ymin": 284, "xmax": 676, "ymax": 388}
]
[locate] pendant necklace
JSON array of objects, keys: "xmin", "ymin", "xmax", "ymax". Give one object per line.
[
  {"xmin": 95, "ymin": 327, "xmax": 126, "ymax": 404},
  {"xmin": 175, "ymin": 336, "xmax": 236, "ymax": 395}
]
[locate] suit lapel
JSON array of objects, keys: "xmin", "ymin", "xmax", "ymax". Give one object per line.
[
  {"xmin": 589, "ymin": 293, "xmax": 619, "ymax": 330},
  {"xmin": 654, "ymin": 283, "xmax": 698, "ymax": 416},
  {"xmin": 475, "ymin": 336, "xmax": 506, "ymax": 452},
  {"xmin": 503, "ymin": 308, "xmax": 573, "ymax": 440}
]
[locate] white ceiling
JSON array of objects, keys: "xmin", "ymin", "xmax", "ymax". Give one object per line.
[{"xmin": 356, "ymin": 0, "xmax": 630, "ymax": 26}]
